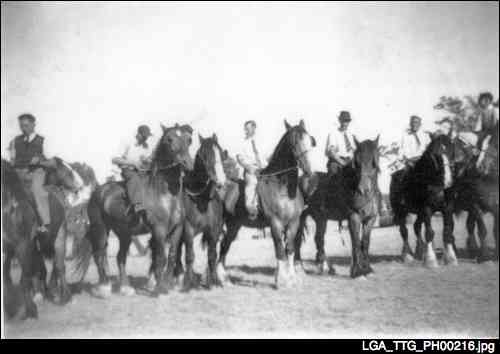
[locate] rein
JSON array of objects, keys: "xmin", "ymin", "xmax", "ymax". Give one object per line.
[{"xmin": 258, "ymin": 165, "xmax": 298, "ymax": 178}]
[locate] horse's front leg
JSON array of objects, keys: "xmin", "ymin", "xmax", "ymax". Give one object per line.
[
  {"xmin": 423, "ymin": 206, "xmax": 438, "ymax": 268},
  {"xmin": 414, "ymin": 213, "xmax": 425, "ymax": 261},
  {"xmin": 216, "ymin": 220, "xmax": 240, "ymax": 285},
  {"xmin": 163, "ymin": 223, "xmax": 183, "ymax": 292},
  {"xmin": 285, "ymin": 216, "xmax": 301, "ymax": 285},
  {"xmin": 465, "ymin": 212, "xmax": 479, "ymax": 259},
  {"xmin": 269, "ymin": 218, "xmax": 288, "ymax": 289},
  {"xmin": 53, "ymin": 225, "xmax": 72, "ymax": 305},
  {"xmin": 151, "ymin": 225, "xmax": 168, "ymax": 295},
  {"xmin": 442, "ymin": 203, "xmax": 458, "ymax": 266},
  {"xmin": 468, "ymin": 205, "xmax": 488, "ymax": 263},
  {"xmin": 181, "ymin": 224, "xmax": 197, "ymax": 292},
  {"xmin": 313, "ymin": 213, "xmax": 329, "ymax": 275},
  {"xmin": 361, "ymin": 216, "xmax": 376, "ymax": 275},
  {"xmin": 348, "ymin": 212, "xmax": 364, "ymax": 278},
  {"xmin": 117, "ymin": 233, "xmax": 135, "ymax": 296}
]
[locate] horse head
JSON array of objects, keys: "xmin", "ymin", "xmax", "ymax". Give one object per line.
[
  {"xmin": 283, "ymin": 119, "xmax": 316, "ymax": 177},
  {"xmin": 45, "ymin": 157, "xmax": 85, "ymax": 194},
  {"xmin": 197, "ymin": 133, "xmax": 227, "ymax": 188},
  {"xmin": 155, "ymin": 123, "xmax": 195, "ymax": 172},
  {"xmin": 424, "ymin": 134, "xmax": 454, "ymax": 188},
  {"xmin": 352, "ymin": 135, "xmax": 380, "ymax": 196}
]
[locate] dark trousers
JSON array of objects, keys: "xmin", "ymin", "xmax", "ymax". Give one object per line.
[{"xmin": 121, "ymin": 168, "xmax": 146, "ymax": 211}]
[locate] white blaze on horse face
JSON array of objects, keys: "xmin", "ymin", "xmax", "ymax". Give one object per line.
[
  {"xmin": 213, "ymin": 145, "xmax": 227, "ymax": 186},
  {"xmin": 63, "ymin": 161, "xmax": 85, "ymax": 191},
  {"xmin": 442, "ymin": 154, "xmax": 453, "ymax": 188},
  {"xmin": 476, "ymin": 135, "xmax": 491, "ymax": 170},
  {"xmin": 299, "ymin": 134, "xmax": 313, "ymax": 175}
]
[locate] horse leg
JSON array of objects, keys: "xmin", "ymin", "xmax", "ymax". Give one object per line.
[
  {"xmin": 205, "ymin": 231, "xmax": 221, "ymax": 289},
  {"xmin": 89, "ymin": 222, "xmax": 112, "ymax": 299},
  {"xmin": 293, "ymin": 216, "xmax": 307, "ymax": 277},
  {"xmin": 396, "ymin": 210, "xmax": 412, "ymax": 263},
  {"xmin": 423, "ymin": 207, "xmax": 438, "ymax": 268},
  {"xmin": 151, "ymin": 225, "xmax": 168, "ymax": 295},
  {"xmin": 285, "ymin": 218, "xmax": 301, "ymax": 285},
  {"xmin": 15, "ymin": 241, "xmax": 38, "ymax": 319},
  {"xmin": 468, "ymin": 206, "xmax": 489, "ymax": 263},
  {"xmin": 117, "ymin": 233, "xmax": 135, "ymax": 296},
  {"xmin": 313, "ymin": 214, "xmax": 330, "ymax": 275},
  {"xmin": 442, "ymin": 204, "xmax": 458, "ymax": 266},
  {"xmin": 182, "ymin": 227, "xmax": 197, "ymax": 291},
  {"xmin": 348, "ymin": 213, "xmax": 364, "ymax": 278},
  {"xmin": 164, "ymin": 224, "xmax": 183, "ymax": 292},
  {"xmin": 270, "ymin": 218, "xmax": 289, "ymax": 289},
  {"xmin": 414, "ymin": 214, "xmax": 425, "ymax": 261},
  {"xmin": 465, "ymin": 212, "xmax": 479, "ymax": 259},
  {"xmin": 361, "ymin": 216, "xmax": 376, "ymax": 275},
  {"xmin": 217, "ymin": 220, "xmax": 240, "ymax": 284},
  {"xmin": 32, "ymin": 248, "xmax": 48, "ymax": 303},
  {"xmin": 53, "ymin": 225, "xmax": 72, "ymax": 305}
]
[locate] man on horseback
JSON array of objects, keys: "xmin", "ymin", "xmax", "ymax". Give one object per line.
[
  {"xmin": 7, "ymin": 113, "xmax": 57, "ymax": 237},
  {"xmin": 236, "ymin": 120, "xmax": 264, "ymax": 220},
  {"xmin": 112, "ymin": 125, "xmax": 154, "ymax": 224},
  {"xmin": 325, "ymin": 110, "xmax": 356, "ymax": 176},
  {"xmin": 399, "ymin": 115, "xmax": 431, "ymax": 170},
  {"xmin": 474, "ymin": 92, "xmax": 498, "ymax": 141}
]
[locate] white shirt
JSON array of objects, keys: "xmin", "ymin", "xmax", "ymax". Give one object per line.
[
  {"xmin": 399, "ymin": 129, "xmax": 430, "ymax": 160},
  {"xmin": 474, "ymin": 104, "xmax": 499, "ymax": 132},
  {"xmin": 116, "ymin": 139, "xmax": 154, "ymax": 170},
  {"xmin": 237, "ymin": 135, "xmax": 264, "ymax": 168},
  {"xmin": 325, "ymin": 128, "xmax": 356, "ymax": 159},
  {"xmin": 8, "ymin": 132, "xmax": 54, "ymax": 163}
]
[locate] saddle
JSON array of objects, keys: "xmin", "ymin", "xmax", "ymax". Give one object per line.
[{"xmin": 223, "ymin": 179, "xmax": 262, "ymax": 216}]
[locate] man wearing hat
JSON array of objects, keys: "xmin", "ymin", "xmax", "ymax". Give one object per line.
[
  {"xmin": 325, "ymin": 110, "xmax": 356, "ymax": 176},
  {"xmin": 112, "ymin": 124, "xmax": 154, "ymax": 222},
  {"xmin": 7, "ymin": 113, "xmax": 57, "ymax": 236},
  {"xmin": 474, "ymin": 92, "xmax": 498, "ymax": 141},
  {"xmin": 399, "ymin": 115, "xmax": 431, "ymax": 169}
]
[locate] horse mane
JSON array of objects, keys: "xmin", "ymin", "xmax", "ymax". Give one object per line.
[
  {"xmin": 413, "ymin": 135, "xmax": 450, "ymax": 186},
  {"xmin": 1, "ymin": 158, "xmax": 29, "ymax": 202},
  {"xmin": 261, "ymin": 126, "xmax": 302, "ymax": 198}
]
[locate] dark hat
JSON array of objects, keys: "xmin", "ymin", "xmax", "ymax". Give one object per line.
[
  {"xmin": 436, "ymin": 117, "xmax": 454, "ymax": 125},
  {"xmin": 137, "ymin": 124, "xmax": 153, "ymax": 137},
  {"xmin": 478, "ymin": 92, "xmax": 494, "ymax": 102},
  {"xmin": 180, "ymin": 124, "xmax": 193, "ymax": 135},
  {"xmin": 18, "ymin": 113, "xmax": 36, "ymax": 122},
  {"xmin": 338, "ymin": 111, "xmax": 351, "ymax": 122},
  {"xmin": 410, "ymin": 115, "xmax": 422, "ymax": 122}
]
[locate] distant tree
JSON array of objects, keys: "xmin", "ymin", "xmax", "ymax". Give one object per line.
[{"xmin": 433, "ymin": 94, "xmax": 488, "ymax": 132}]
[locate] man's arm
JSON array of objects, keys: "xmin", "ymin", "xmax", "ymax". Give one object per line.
[
  {"xmin": 236, "ymin": 154, "xmax": 257, "ymax": 174},
  {"xmin": 111, "ymin": 142, "xmax": 136, "ymax": 168},
  {"xmin": 325, "ymin": 133, "xmax": 347, "ymax": 165}
]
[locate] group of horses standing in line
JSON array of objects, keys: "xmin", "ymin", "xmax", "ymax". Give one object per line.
[{"xmin": 2, "ymin": 119, "xmax": 498, "ymax": 320}]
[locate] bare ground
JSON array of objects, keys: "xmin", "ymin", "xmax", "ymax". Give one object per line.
[{"xmin": 3, "ymin": 214, "xmax": 499, "ymax": 338}]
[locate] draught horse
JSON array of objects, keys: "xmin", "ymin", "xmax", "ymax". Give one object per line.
[
  {"xmin": 71, "ymin": 124, "xmax": 194, "ymax": 297},
  {"xmin": 295, "ymin": 137, "xmax": 381, "ymax": 278},
  {"xmin": 390, "ymin": 134, "xmax": 457, "ymax": 267},
  {"xmin": 2, "ymin": 157, "xmax": 83, "ymax": 319},
  {"xmin": 217, "ymin": 119, "xmax": 316, "ymax": 288}
]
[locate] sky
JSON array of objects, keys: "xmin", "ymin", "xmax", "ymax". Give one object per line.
[{"xmin": 1, "ymin": 1, "xmax": 499, "ymax": 190}]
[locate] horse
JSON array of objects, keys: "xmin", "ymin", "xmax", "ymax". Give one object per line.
[
  {"xmin": 453, "ymin": 125, "xmax": 498, "ymax": 262},
  {"xmin": 2, "ymin": 157, "xmax": 83, "ymax": 319},
  {"xmin": 295, "ymin": 137, "xmax": 381, "ymax": 278},
  {"xmin": 389, "ymin": 134, "xmax": 457, "ymax": 268},
  {"xmin": 173, "ymin": 133, "xmax": 227, "ymax": 291},
  {"xmin": 71, "ymin": 123, "xmax": 194, "ymax": 297},
  {"xmin": 217, "ymin": 119, "xmax": 316, "ymax": 288}
]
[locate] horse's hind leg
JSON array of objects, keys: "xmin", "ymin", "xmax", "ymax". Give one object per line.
[
  {"xmin": 90, "ymin": 224, "xmax": 112, "ymax": 298},
  {"xmin": 465, "ymin": 212, "xmax": 479, "ymax": 259},
  {"xmin": 117, "ymin": 233, "xmax": 134, "ymax": 296},
  {"xmin": 182, "ymin": 226, "xmax": 197, "ymax": 292},
  {"xmin": 15, "ymin": 241, "xmax": 38, "ymax": 319},
  {"xmin": 467, "ymin": 206, "xmax": 488, "ymax": 263},
  {"xmin": 395, "ymin": 211, "xmax": 412, "ymax": 263},
  {"xmin": 414, "ymin": 214, "xmax": 425, "ymax": 261},
  {"xmin": 313, "ymin": 214, "xmax": 329, "ymax": 275},
  {"xmin": 217, "ymin": 220, "xmax": 240, "ymax": 283}
]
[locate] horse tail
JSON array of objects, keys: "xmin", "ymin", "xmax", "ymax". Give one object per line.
[{"xmin": 67, "ymin": 189, "xmax": 104, "ymax": 283}]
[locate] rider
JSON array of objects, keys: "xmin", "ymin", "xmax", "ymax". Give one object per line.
[
  {"xmin": 325, "ymin": 110, "xmax": 356, "ymax": 176},
  {"xmin": 399, "ymin": 115, "xmax": 431, "ymax": 170},
  {"xmin": 474, "ymin": 92, "xmax": 498, "ymax": 141},
  {"xmin": 112, "ymin": 125, "xmax": 154, "ymax": 224},
  {"xmin": 236, "ymin": 120, "xmax": 264, "ymax": 220},
  {"xmin": 7, "ymin": 113, "xmax": 57, "ymax": 237}
]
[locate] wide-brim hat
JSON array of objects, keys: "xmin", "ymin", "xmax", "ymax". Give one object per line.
[
  {"xmin": 338, "ymin": 110, "xmax": 351, "ymax": 122},
  {"xmin": 478, "ymin": 92, "xmax": 494, "ymax": 103}
]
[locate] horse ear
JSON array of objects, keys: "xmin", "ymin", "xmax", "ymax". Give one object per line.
[
  {"xmin": 175, "ymin": 123, "xmax": 179, "ymax": 128},
  {"xmin": 299, "ymin": 119, "xmax": 305, "ymax": 129},
  {"xmin": 198, "ymin": 133, "xmax": 204, "ymax": 143},
  {"xmin": 374, "ymin": 134, "xmax": 380, "ymax": 147},
  {"xmin": 212, "ymin": 133, "xmax": 218, "ymax": 142},
  {"xmin": 161, "ymin": 124, "xmax": 168, "ymax": 133},
  {"xmin": 284, "ymin": 119, "xmax": 292, "ymax": 131}
]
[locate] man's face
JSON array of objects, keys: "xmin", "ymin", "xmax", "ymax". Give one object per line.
[
  {"xmin": 19, "ymin": 119, "xmax": 35, "ymax": 136},
  {"xmin": 339, "ymin": 121, "xmax": 350, "ymax": 131},
  {"xmin": 136, "ymin": 132, "xmax": 149, "ymax": 144},
  {"xmin": 440, "ymin": 122, "xmax": 452, "ymax": 135},
  {"xmin": 410, "ymin": 119, "xmax": 421, "ymax": 132},
  {"xmin": 479, "ymin": 97, "xmax": 492, "ymax": 109},
  {"xmin": 244, "ymin": 123, "xmax": 255, "ymax": 138}
]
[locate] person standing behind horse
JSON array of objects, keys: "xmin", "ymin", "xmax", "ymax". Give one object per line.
[
  {"xmin": 7, "ymin": 113, "xmax": 57, "ymax": 237},
  {"xmin": 325, "ymin": 111, "xmax": 356, "ymax": 176},
  {"xmin": 111, "ymin": 125, "xmax": 154, "ymax": 224},
  {"xmin": 236, "ymin": 120, "xmax": 264, "ymax": 220}
]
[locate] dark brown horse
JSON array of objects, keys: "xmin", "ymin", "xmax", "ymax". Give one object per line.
[
  {"xmin": 71, "ymin": 124, "xmax": 194, "ymax": 297},
  {"xmin": 454, "ymin": 125, "xmax": 498, "ymax": 262},
  {"xmin": 217, "ymin": 119, "xmax": 316, "ymax": 288},
  {"xmin": 171, "ymin": 134, "xmax": 227, "ymax": 291},
  {"xmin": 295, "ymin": 137, "xmax": 381, "ymax": 278},
  {"xmin": 2, "ymin": 157, "xmax": 82, "ymax": 319},
  {"xmin": 390, "ymin": 134, "xmax": 457, "ymax": 268}
]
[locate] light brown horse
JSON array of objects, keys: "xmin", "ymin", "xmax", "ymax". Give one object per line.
[
  {"xmin": 217, "ymin": 120, "xmax": 316, "ymax": 288},
  {"xmin": 71, "ymin": 124, "xmax": 194, "ymax": 297}
]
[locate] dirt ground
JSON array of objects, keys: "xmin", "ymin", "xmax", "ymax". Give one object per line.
[{"xmin": 3, "ymin": 214, "xmax": 499, "ymax": 338}]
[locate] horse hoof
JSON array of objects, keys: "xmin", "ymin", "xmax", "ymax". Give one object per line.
[
  {"xmin": 216, "ymin": 263, "xmax": 228, "ymax": 284},
  {"xmin": 317, "ymin": 261, "xmax": 329, "ymax": 275},
  {"xmin": 424, "ymin": 258, "xmax": 439, "ymax": 268},
  {"xmin": 403, "ymin": 253, "xmax": 415, "ymax": 264},
  {"xmin": 119, "ymin": 285, "xmax": 136, "ymax": 296},
  {"xmin": 328, "ymin": 266, "xmax": 337, "ymax": 276},
  {"xmin": 350, "ymin": 266, "xmax": 364, "ymax": 279},
  {"xmin": 33, "ymin": 292, "xmax": 44, "ymax": 305},
  {"xmin": 294, "ymin": 262, "xmax": 306, "ymax": 277},
  {"xmin": 92, "ymin": 283, "xmax": 112, "ymax": 299},
  {"xmin": 477, "ymin": 254, "xmax": 490, "ymax": 264}
]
